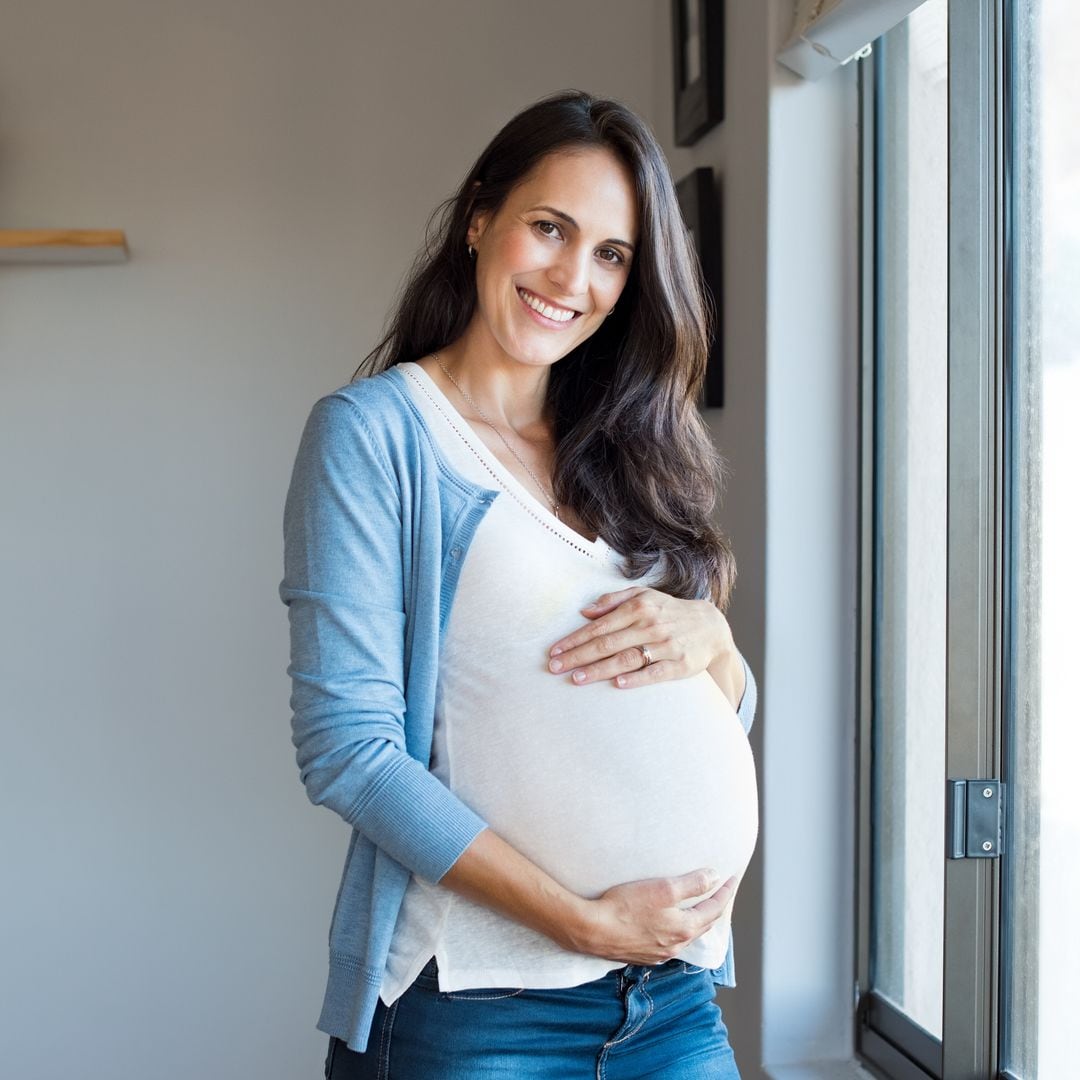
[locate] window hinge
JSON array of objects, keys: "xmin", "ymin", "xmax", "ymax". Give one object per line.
[{"xmin": 946, "ymin": 779, "xmax": 1005, "ymax": 859}]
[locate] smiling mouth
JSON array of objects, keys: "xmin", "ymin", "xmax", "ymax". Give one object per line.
[{"xmin": 516, "ymin": 286, "xmax": 583, "ymax": 325}]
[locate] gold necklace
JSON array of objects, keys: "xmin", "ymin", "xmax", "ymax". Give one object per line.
[{"xmin": 432, "ymin": 352, "xmax": 562, "ymax": 521}]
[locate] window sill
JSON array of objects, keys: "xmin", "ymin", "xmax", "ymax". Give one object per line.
[{"xmin": 762, "ymin": 1060, "xmax": 886, "ymax": 1080}]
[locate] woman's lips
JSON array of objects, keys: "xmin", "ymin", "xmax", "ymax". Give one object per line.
[{"xmin": 516, "ymin": 286, "xmax": 583, "ymax": 329}]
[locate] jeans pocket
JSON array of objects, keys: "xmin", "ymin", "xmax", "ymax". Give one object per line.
[{"xmin": 680, "ymin": 962, "xmax": 708, "ymax": 975}]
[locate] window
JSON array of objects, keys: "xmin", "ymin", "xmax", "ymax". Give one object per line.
[
  {"xmin": 857, "ymin": 4, "xmax": 949, "ymax": 1070},
  {"xmin": 855, "ymin": 0, "xmax": 1077, "ymax": 1075}
]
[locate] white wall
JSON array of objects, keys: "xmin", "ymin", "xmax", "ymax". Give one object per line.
[
  {"xmin": 762, "ymin": 0, "xmax": 862, "ymax": 1073},
  {"xmin": 763, "ymin": 58, "xmax": 860, "ymax": 1069},
  {"xmin": 1, "ymin": 0, "xmax": 863, "ymax": 1076}
]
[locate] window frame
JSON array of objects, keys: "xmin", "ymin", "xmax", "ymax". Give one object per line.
[{"xmin": 854, "ymin": 1, "xmax": 1011, "ymax": 1076}]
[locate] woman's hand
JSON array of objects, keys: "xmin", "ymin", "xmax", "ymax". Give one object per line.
[
  {"xmin": 443, "ymin": 828, "xmax": 740, "ymax": 969},
  {"xmin": 565, "ymin": 870, "xmax": 740, "ymax": 966},
  {"xmin": 547, "ymin": 586, "xmax": 735, "ymax": 692}
]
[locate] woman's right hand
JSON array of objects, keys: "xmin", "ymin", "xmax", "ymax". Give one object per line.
[
  {"xmin": 568, "ymin": 870, "xmax": 740, "ymax": 966},
  {"xmin": 439, "ymin": 828, "xmax": 739, "ymax": 969}
]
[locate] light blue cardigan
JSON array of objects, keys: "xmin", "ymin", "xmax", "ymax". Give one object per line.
[{"xmin": 279, "ymin": 364, "xmax": 758, "ymax": 1053}]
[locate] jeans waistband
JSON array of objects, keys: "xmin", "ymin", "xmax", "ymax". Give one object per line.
[{"xmin": 419, "ymin": 954, "xmax": 694, "ymax": 985}]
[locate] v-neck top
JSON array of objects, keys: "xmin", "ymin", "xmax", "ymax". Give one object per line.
[
  {"xmin": 399, "ymin": 360, "xmax": 611, "ymax": 561},
  {"xmin": 378, "ymin": 362, "xmax": 760, "ymax": 1003}
]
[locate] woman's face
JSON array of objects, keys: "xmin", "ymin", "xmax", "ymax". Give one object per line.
[{"xmin": 466, "ymin": 147, "xmax": 638, "ymax": 369}]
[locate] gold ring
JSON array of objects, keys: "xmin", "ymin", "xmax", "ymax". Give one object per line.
[{"xmin": 638, "ymin": 644, "xmax": 653, "ymax": 668}]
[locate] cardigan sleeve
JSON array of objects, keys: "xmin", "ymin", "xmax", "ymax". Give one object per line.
[
  {"xmin": 736, "ymin": 653, "xmax": 757, "ymax": 736},
  {"xmin": 279, "ymin": 393, "xmax": 489, "ymax": 885}
]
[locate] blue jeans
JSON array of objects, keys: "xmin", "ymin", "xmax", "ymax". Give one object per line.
[{"xmin": 323, "ymin": 954, "xmax": 741, "ymax": 1079}]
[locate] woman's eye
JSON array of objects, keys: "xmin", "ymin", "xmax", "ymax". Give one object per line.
[{"xmin": 534, "ymin": 221, "xmax": 625, "ymax": 267}]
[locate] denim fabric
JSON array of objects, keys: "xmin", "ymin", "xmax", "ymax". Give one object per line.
[
  {"xmin": 280, "ymin": 364, "xmax": 758, "ymax": 1054},
  {"xmin": 323, "ymin": 955, "xmax": 740, "ymax": 1079}
]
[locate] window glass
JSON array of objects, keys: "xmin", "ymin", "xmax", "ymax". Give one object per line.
[{"xmin": 873, "ymin": 0, "xmax": 948, "ymax": 1040}]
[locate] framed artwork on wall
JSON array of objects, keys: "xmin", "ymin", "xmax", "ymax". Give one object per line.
[
  {"xmin": 671, "ymin": 0, "xmax": 725, "ymax": 146},
  {"xmin": 676, "ymin": 165, "xmax": 724, "ymax": 408}
]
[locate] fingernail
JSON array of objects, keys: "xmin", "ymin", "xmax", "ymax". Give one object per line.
[
  {"xmin": 549, "ymin": 659, "xmax": 563, "ymax": 672},
  {"xmin": 550, "ymin": 646, "xmax": 563, "ymax": 656}
]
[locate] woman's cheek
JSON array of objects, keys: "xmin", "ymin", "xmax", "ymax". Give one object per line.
[{"xmin": 502, "ymin": 228, "xmax": 542, "ymax": 267}]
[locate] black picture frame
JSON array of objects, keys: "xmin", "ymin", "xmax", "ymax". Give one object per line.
[
  {"xmin": 671, "ymin": 0, "xmax": 725, "ymax": 146},
  {"xmin": 676, "ymin": 166, "xmax": 723, "ymax": 409}
]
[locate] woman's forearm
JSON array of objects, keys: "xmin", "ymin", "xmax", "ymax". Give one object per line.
[{"xmin": 438, "ymin": 826, "xmax": 592, "ymax": 953}]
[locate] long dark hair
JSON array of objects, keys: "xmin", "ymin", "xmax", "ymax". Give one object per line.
[{"xmin": 353, "ymin": 89, "xmax": 736, "ymax": 610}]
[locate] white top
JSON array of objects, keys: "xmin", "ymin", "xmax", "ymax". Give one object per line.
[{"xmin": 379, "ymin": 361, "xmax": 759, "ymax": 1004}]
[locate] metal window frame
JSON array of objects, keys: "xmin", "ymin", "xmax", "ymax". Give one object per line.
[
  {"xmin": 997, "ymin": 1, "xmax": 1036, "ymax": 1075},
  {"xmin": 942, "ymin": 0, "xmax": 1005, "ymax": 1073},
  {"xmin": 855, "ymin": 2, "xmax": 1008, "ymax": 1077}
]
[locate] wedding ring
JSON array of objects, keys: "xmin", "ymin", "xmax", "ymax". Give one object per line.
[{"xmin": 637, "ymin": 644, "xmax": 653, "ymax": 668}]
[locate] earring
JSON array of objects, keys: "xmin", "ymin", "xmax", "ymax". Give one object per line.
[
  {"xmin": 607, "ymin": 307, "xmax": 615, "ymax": 316},
  {"xmin": 467, "ymin": 244, "xmax": 476, "ymax": 258}
]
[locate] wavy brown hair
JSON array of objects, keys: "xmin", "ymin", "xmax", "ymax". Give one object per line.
[{"xmin": 352, "ymin": 89, "xmax": 736, "ymax": 610}]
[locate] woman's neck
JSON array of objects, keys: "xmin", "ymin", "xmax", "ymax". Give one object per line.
[{"xmin": 422, "ymin": 342, "xmax": 553, "ymax": 440}]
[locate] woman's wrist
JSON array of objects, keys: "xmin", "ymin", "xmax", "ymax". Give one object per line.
[
  {"xmin": 528, "ymin": 877, "xmax": 597, "ymax": 954},
  {"xmin": 706, "ymin": 638, "xmax": 745, "ymax": 712},
  {"xmin": 559, "ymin": 893, "xmax": 602, "ymax": 955}
]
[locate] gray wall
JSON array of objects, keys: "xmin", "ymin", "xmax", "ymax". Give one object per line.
[{"xmin": 2, "ymin": 1, "xmax": 866, "ymax": 1077}]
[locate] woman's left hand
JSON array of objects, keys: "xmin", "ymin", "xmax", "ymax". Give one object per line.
[{"xmin": 546, "ymin": 587, "xmax": 734, "ymax": 690}]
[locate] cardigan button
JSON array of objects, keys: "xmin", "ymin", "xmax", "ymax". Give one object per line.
[{"xmin": 450, "ymin": 547, "xmax": 462, "ymax": 560}]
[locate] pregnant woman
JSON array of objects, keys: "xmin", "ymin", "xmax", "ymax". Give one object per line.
[{"xmin": 279, "ymin": 89, "xmax": 759, "ymax": 1079}]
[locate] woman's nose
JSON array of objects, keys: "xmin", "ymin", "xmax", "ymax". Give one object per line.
[{"xmin": 548, "ymin": 246, "xmax": 591, "ymax": 299}]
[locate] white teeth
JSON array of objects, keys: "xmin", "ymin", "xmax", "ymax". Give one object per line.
[{"xmin": 518, "ymin": 287, "xmax": 576, "ymax": 322}]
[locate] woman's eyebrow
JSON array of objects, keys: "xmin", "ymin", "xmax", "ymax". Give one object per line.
[{"xmin": 527, "ymin": 204, "xmax": 636, "ymax": 253}]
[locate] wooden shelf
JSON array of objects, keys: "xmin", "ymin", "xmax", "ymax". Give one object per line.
[{"xmin": 0, "ymin": 228, "xmax": 129, "ymax": 264}]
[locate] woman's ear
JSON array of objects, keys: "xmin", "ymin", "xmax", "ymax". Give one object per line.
[
  {"xmin": 466, "ymin": 207, "xmax": 491, "ymax": 249},
  {"xmin": 466, "ymin": 180, "xmax": 491, "ymax": 248}
]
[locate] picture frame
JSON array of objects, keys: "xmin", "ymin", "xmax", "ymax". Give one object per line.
[
  {"xmin": 671, "ymin": 0, "xmax": 725, "ymax": 146},
  {"xmin": 676, "ymin": 166, "xmax": 724, "ymax": 409}
]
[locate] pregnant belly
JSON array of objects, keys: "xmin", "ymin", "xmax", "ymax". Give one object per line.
[{"xmin": 437, "ymin": 668, "xmax": 760, "ymax": 902}]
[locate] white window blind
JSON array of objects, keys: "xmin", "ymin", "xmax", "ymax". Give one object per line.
[{"xmin": 778, "ymin": 0, "xmax": 930, "ymax": 79}]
